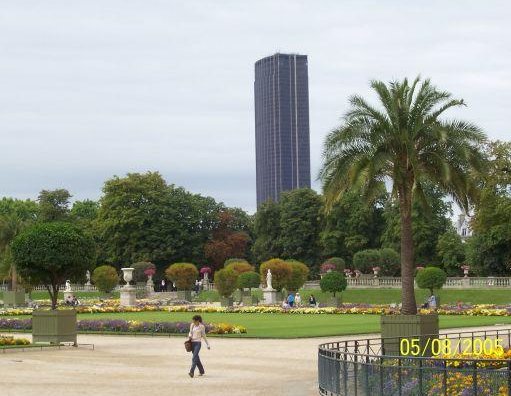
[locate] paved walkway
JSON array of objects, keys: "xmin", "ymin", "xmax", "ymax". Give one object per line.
[{"xmin": 1, "ymin": 325, "xmax": 510, "ymax": 396}]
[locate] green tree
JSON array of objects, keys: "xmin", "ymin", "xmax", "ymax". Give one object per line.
[
  {"xmin": 320, "ymin": 191, "xmax": 385, "ymax": 263},
  {"xmin": 38, "ymin": 189, "xmax": 71, "ymax": 221},
  {"xmin": 320, "ymin": 77, "xmax": 487, "ymax": 314},
  {"xmin": 11, "ymin": 222, "xmax": 96, "ymax": 309},
  {"xmin": 320, "ymin": 271, "xmax": 347, "ymax": 297},
  {"xmin": 415, "ymin": 267, "xmax": 447, "ymax": 296},
  {"xmin": 92, "ymin": 265, "xmax": 119, "ymax": 294},
  {"xmin": 381, "ymin": 186, "xmax": 452, "ymax": 266},
  {"xmin": 352, "ymin": 249, "xmax": 381, "ymax": 273},
  {"xmin": 379, "ymin": 248, "xmax": 401, "ymax": 276},
  {"xmin": 214, "ymin": 267, "xmax": 238, "ymax": 298},
  {"xmin": 467, "ymin": 141, "xmax": 511, "ymax": 275},
  {"xmin": 278, "ymin": 189, "xmax": 322, "ymax": 266},
  {"xmin": 252, "ymin": 201, "xmax": 282, "ymax": 263},
  {"xmin": 285, "ymin": 260, "xmax": 310, "ymax": 291},
  {"xmin": 165, "ymin": 263, "xmax": 198, "ymax": 290},
  {"xmin": 259, "ymin": 258, "xmax": 292, "ymax": 291},
  {"xmin": 436, "ymin": 227, "xmax": 466, "ymax": 275},
  {"xmin": 237, "ymin": 271, "xmax": 260, "ymax": 290}
]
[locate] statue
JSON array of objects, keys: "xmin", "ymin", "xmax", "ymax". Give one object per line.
[
  {"xmin": 65, "ymin": 280, "xmax": 72, "ymax": 292},
  {"xmin": 266, "ymin": 269, "xmax": 273, "ymax": 290},
  {"xmin": 85, "ymin": 270, "xmax": 91, "ymax": 285}
]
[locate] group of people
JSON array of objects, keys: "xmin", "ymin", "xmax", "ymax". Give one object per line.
[
  {"xmin": 64, "ymin": 295, "xmax": 80, "ymax": 306},
  {"xmin": 281, "ymin": 293, "xmax": 318, "ymax": 309}
]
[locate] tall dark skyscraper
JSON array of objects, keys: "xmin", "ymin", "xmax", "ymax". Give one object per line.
[{"xmin": 254, "ymin": 53, "xmax": 311, "ymax": 207}]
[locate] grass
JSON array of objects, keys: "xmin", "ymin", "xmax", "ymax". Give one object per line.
[{"xmin": 71, "ymin": 311, "xmax": 511, "ymax": 338}]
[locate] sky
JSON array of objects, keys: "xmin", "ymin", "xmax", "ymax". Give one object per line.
[{"xmin": 1, "ymin": 1, "xmax": 510, "ymax": 213}]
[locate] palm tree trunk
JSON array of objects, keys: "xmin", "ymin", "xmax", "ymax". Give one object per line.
[{"xmin": 399, "ymin": 187, "xmax": 417, "ymax": 315}]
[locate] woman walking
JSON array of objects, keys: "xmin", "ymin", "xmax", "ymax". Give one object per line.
[{"xmin": 187, "ymin": 315, "xmax": 210, "ymax": 377}]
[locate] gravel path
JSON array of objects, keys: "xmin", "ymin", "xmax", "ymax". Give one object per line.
[{"xmin": 1, "ymin": 325, "xmax": 509, "ymax": 396}]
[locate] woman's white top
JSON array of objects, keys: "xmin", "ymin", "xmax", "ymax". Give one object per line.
[{"xmin": 188, "ymin": 323, "xmax": 209, "ymax": 346}]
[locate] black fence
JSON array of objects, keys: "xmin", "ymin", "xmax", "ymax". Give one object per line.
[{"xmin": 318, "ymin": 328, "xmax": 511, "ymax": 395}]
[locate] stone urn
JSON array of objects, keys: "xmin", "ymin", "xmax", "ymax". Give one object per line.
[
  {"xmin": 120, "ymin": 267, "xmax": 136, "ymax": 307},
  {"xmin": 121, "ymin": 267, "xmax": 134, "ymax": 286}
]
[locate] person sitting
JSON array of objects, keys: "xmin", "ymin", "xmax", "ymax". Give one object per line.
[
  {"xmin": 308, "ymin": 294, "xmax": 317, "ymax": 307},
  {"xmin": 287, "ymin": 293, "xmax": 295, "ymax": 308},
  {"xmin": 295, "ymin": 292, "xmax": 302, "ymax": 307},
  {"xmin": 281, "ymin": 300, "xmax": 290, "ymax": 309}
]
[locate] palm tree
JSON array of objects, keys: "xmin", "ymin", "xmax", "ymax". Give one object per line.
[{"xmin": 320, "ymin": 77, "xmax": 487, "ymax": 314}]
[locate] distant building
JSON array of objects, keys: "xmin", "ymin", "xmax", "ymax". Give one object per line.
[
  {"xmin": 254, "ymin": 53, "xmax": 311, "ymax": 206},
  {"xmin": 456, "ymin": 212, "xmax": 472, "ymax": 241}
]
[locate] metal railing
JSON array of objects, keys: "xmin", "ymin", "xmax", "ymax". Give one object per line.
[{"xmin": 318, "ymin": 328, "xmax": 511, "ymax": 395}]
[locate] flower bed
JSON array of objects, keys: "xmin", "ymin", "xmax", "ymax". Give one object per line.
[
  {"xmin": 0, "ymin": 335, "xmax": 31, "ymax": 346},
  {"xmin": 4, "ymin": 302, "xmax": 511, "ymax": 317},
  {"xmin": 0, "ymin": 318, "xmax": 247, "ymax": 335}
]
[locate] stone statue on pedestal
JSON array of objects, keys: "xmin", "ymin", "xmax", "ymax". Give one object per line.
[{"xmin": 65, "ymin": 280, "xmax": 72, "ymax": 292}]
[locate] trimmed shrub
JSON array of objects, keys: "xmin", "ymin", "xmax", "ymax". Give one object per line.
[
  {"xmin": 321, "ymin": 257, "xmax": 346, "ymax": 273},
  {"xmin": 165, "ymin": 263, "xmax": 198, "ymax": 290},
  {"xmin": 416, "ymin": 267, "xmax": 447, "ymax": 296},
  {"xmin": 259, "ymin": 258, "xmax": 292, "ymax": 291},
  {"xmin": 286, "ymin": 260, "xmax": 310, "ymax": 291},
  {"xmin": 379, "ymin": 248, "xmax": 400, "ymax": 276},
  {"xmin": 352, "ymin": 249, "xmax": 381, "ymax": 274},
  {"xmin": 132, "ymin": 261, "xmax": 156, "ymax": 283},
  {"xmin": 225, "ymin": 259, "xmax": 254, "ymax": 275},
  {"xmin": 320, "ymin": 271, "xmax": 348, "ymax": 297},
  {"xmin": 214, "ymin": 268, "xmax": 238, "ymax": 298},
  {"xmin": 237, "ymin": 271, "xmax": 261, "ymax": 290},
  {"xmin": 92, "ymin": 265, "xmax": 119, "ymax": 294}
]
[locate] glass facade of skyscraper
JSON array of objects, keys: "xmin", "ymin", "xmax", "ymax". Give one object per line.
[{"xmin": 254, "ymin": 53, "xmax": 311, "ymax": 206}]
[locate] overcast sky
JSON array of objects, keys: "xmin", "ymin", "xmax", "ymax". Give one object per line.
[{"xmin": 1, "ymin": 1, "xmax": 510, "ymax": 213}]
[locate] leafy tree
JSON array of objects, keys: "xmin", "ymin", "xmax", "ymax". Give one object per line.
[
  {"xmin": 165, "ymin": 263, "xmax": 198, "ymax": 290},
  {"xmin": 214, "ymin": 268, "xmax": 238, "ymax": 298},
  {"xmin": 251, "ymin": 201, "xmax": 282, "ymax": 263},
  {"xmin": 436, "ymin": 228, "xmax": 466, "ymax": 275},
  {"xmin": 320, "ymin": 271, "xmax": 347, "ymax": 297},
  {"xmin": 320, "ymin": 191, "xmax": 385, "ymax": 263},
  {"xmin": 237, "ymin": 271, "xmax": 261, "ymax": 290},
  {"xmin": 11, "ymin": 222, "xmax": 96, "ymax": 309},
  {"xmin": 259, "ymin": 258, "xmax": 292, "ymax": 291},
  {"xmin": 468, "ymin": 141, "xmax": 511, "ymax": 275},
  {"xmin": 0, "ymin": 198, "xmax": 39, "ymax": 221},
  {"xmin": 320, "ymin": 77, "xmax": 486, "ymax": 314},
  {"xmin": 285, "ymin": 260, "xmax": 310, "ymax": 291},
  {"xmin": 92, "ymin": 265, "xmax": 119, "ymax": 294},
  {"xmin": 38, "ymin": 189, "xmax": 71, "ymax": 222},
  {"xmin": 352, "ymin": 249, "xmax": 381, "ymax": 273},
  {"xmin": 381, "ymin": 186, "xmax": 452, "ymax": 266},
  {"xmin": 71, "ymin": 200, "xmax": 99, "ymax": 224},
  {"xmin": 278, "ymin": 188, "xmax": 322, "ymax": 266},
  {"xmin": 415, "ymin": 267, "xmax": 447, "ymax": 296}
]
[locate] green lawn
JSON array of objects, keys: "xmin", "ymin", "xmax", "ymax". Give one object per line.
[{"xmin": 74, "ymin": 311, "xmax": 511, "ymax": 338}]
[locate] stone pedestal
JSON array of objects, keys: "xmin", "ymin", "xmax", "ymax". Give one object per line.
[
  {"xmin": 120, "ymin": 286, "xmax": 136, "ymax": 306},
  {"xmin": 262, "ymin": 288, "xmax": 277, "ymax": 304}
]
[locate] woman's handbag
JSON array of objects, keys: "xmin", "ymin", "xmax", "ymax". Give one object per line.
[{"xmin": 184, "ymin": 338, "xmax": 192, "ymax": 352}]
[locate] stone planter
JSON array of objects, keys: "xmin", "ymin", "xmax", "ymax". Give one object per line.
[
  {"xmin": 326, "ymin": 296, "xmax": 341, "ymax": 307},
  {"xmin": 2, "ymin": 290, "xmax": 26, "ymax": 307},
  {"xmin": 177, "ymin": 290, "xmax": 192, "ymax": 301},
  {"xmin": 381, "ymin": 314, "xmax": 439, "ymax": 356},
  {"xmin": 32, "ymin": 309, "xmax": 77, "ymax": 345}
]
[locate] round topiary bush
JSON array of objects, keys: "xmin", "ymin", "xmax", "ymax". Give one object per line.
[
  {"xmin": 321, "ymin": 257, "xmax": 346, "ymax": 273},
  {"xmin": 237, "ymin": 271, "xmax": 261, "ymax": 290},
  {"xmin": 379, "ymin": 248, "xmax": 400, "ymax": 276},
  {"xmin": 92, "ymin": 265, "xmax": 119, "ymax": 294},
  {"xmin": 320, "ymin": 271, "xmax": 348, "ymax": 297},
  {"xmin": 165, "ymin": 263, "xmax": 198, "ymax": 290},
  {"xmin": 416, "ymin": 266, "xmax": 447, "ymax": 296},
  {"xmin": 224, "ymin": 259, "xmax": 254, "ymax": 275},
  {"xmin": 286, "ymin": 260, "xmax": 310, "ymax": 291},
  {"xmin": 352, "ymin": 249, "xmax": 381, "ymax": 274},
  {"xmin": 259, "ymin": 258, "xmax": 292, "ymax": 291},
  {"xmin": 11, "ymin": 222, "xmax": 96, "ymax": 309},
  {"xmin": 214, "ymin": 267, "xmax": 238, "ymax": 298}
]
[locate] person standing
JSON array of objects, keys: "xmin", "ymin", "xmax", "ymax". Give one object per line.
[
  {"xmin": 160, "ymin": 279, "xmax": 166, "ymax": 292},
  {"xmin": 187, "ymin": 315, "xmax": 210, "ymax": 377},
  {"xmin": 287, "ymin": 293, "xmax": 295, "ymax": 308},
  {"xmin": 295, "ymin": 292, "xmax": 301, "ymax": 307}
]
